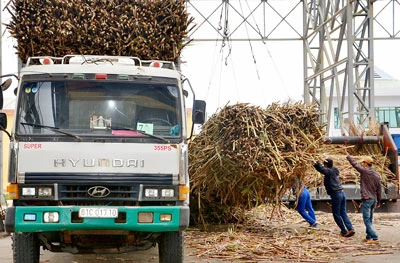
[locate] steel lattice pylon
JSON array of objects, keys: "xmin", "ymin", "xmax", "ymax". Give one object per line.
[
  {"xmin": 304, "ymin": 1, "xmax": 375, "ymax": 134},
  {"xmin": 185, "ymin": 0, "xmax": 400, "ymax": 135}
]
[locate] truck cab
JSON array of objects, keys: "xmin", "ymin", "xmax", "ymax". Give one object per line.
[{"xmin": 1, "ymin": 55, "xmax": 205, "ymax": 263}]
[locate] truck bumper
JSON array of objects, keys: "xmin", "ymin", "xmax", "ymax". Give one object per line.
[{"xmin": 5, "ymin": 205, "xmax": 189, "ymax": 233}]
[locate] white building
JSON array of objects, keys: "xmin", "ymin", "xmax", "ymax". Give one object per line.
[{"xmin": 329, "ymin": 68, "xmax": 400, "ymax": 139}]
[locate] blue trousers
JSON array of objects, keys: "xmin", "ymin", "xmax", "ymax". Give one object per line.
[
  {"xmin": 296, "ymin": 187, "xmax": 316, "ymax": 225},
  {"xmin": 331, "ymin": 191, "xmax": 354, "ymax": 234},
  {"xmin": 362, "ymin": 199, "xmax": 378, "ymax": 240}
]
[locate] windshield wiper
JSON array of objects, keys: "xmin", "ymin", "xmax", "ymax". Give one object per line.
[
  {"xmin": 21, "ymin": 122, "xmax": 82, "ymax": 141},
  {"xmin": 112, "ymin": 127, "xmax": 169, "ymax": 143}
]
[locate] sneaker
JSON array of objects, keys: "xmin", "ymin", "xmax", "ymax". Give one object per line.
[
  {"xmin": 362, "ymin": 237, "xmax": 371, "ymax": 242},
  {"xmin": 343, "ymin": 230, "xmax": 355, "ymax": 237},
  {"xmin": 310, "ymin": 222, "xmax": 318, "ymax": 228},
  {"xmin": 366, "ymin": 239, "xmax": 379, "ymax": 245}
]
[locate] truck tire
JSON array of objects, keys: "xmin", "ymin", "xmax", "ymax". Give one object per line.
[
  {"xmin": 13, "ymin": 233, "xmax": 40, "ymax": 263},
  {"xmin": 158, "ymin": 231, "xmax": 184, "ymax": 263},
  {"xmin": 0, "ymin": 218, "xmax": 4, "ymax": 232}
]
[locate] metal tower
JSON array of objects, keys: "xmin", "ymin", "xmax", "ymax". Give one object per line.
[{"xmin": 186, "ymin": 0, "xmax": 400, "ymax": 135}]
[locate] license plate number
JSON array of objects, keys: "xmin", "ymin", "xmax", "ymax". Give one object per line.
[{"xmin": 79, "ymin": 208, "xmax": 118, "ymax": 218}]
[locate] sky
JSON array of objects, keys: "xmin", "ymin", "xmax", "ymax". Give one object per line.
[
  {"xmin": 1, "ymin": 0, "xmax": 399, "ymax": 116},
  {"xmin": 180, "ymin": 39, "xmax": 304, "ymax": 115},
  {"xmin": 179, "ymin": 36, "xmax": 400, "ymax": 117},
  {"xmin": 180, "ymin": 1, "xmax": 400, "ymax": 116}
]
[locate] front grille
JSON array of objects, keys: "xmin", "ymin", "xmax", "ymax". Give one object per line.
[
  {"xmin": 59, "ymin": 184, "xmax": 139, "ymax": 201},
  {"xmin": 22, "ymin": 173, "xmax": 175, "ymax": 203},
  {"xmin": 24, "ymin": 173, "xmax": 173, "ymax": 185}
]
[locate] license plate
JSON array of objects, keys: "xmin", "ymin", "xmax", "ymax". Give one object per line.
[{"xmin": 79, "ymin": 207, "xmax": 118, "ymax": 218}]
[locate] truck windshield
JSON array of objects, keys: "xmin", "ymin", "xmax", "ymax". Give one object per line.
[{"xmin": 15, "ymin": 76, "xmax": 182, "ymax": 138}]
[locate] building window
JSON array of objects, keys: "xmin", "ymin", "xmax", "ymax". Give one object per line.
[
  {"xmin": 334, "ymin": 108, "xmax": 340, "ymax": 129},
  {"xmin": 333, "ymin": 107, "xmax": 400, "ymax": 129},
  {"xmin": 375, "ymin": 107, "xmax": 400, "ymax": 128}
]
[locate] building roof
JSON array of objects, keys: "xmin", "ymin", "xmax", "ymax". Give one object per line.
[
  {"xmin": 374, "ymin": 67, "xmax": 400, "ymax": 95},
  {"xmin": 374, "ymin": 67, "xmax": 395, "ymax": 80}
]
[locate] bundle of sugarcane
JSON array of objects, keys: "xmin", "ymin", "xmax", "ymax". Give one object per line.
[
  {"xmin": 316, "ymin": 121, "xmax": 397, "ymax": 186},
  {"xmin": 5, "ymin": 0, "xmax": 193, "ymax": 63},
  {"xmin": 306, "ymin": 153, "xmax": 397, "ymax": 186},
  {"xmin": 189, "ymin": 102, "xmax": 328, "ymax": 225},
  {"xmin": 304, "ymin": 150, "xmax": 397, "ymax": 189}
]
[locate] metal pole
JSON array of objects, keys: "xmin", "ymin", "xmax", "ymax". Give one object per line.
[
  {"xmin": 0, "ymin": 2, "xmax": 3, "ymax": 195},
  {"xmin": 325, "ymin": 136, "xmax": 381, "ymax": 145}
]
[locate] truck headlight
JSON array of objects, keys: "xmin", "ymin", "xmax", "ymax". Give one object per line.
[
  {"xmin": 24, "ymin": 213, "xmax": 37, "ymax": 221},
  {"xmin": 145, "ymin": 189, "xmax": 158, "ymax": 198},
  {"xmin": 161, "ymin": 189, "xmax": 174, "ymax": 198},
  {"xmin": 22, "ymin": 187, "xmax": 36, "ymax": 196},
  {"xmin": 160, "ymin": 214, "xmax": 172, "ymax": 222},
  {"xmin": 138, "ymin": 212, "xmax": 153, "ymax": 223},
  {"xmin": 38, "ymin": 187, "xmax": 52, "ymax": 197},
  {"xmin": 43, "ymin": 212, "xmax": 59, "ymax": 223}
]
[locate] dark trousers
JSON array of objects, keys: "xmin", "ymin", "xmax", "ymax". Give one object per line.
[{"xmin": 330, "ymin": 191, "xmax": 354, "ymax": 234}]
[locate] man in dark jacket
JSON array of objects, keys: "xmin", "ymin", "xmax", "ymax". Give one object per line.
[
  {"xmin": 313, "ymin": 158, "xmax": 355, "ymax": 237},
  {"xmin": 345, "ymin": 152, "xmax": 382, "ymax": 244}
]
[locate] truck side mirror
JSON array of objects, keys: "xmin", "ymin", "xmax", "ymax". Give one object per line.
[
  {"xmin": 193, "ymin": 100, "xmax": 206, "ymax": 124},
  {"xmin": 1, "ymin": 78, "xmax": 12, "ymax": 91},
  {"xmin": 0, "ymin": 89, "xmax": 3, "ymax": 110},
  {"xmin": 0, "ymin": 112, "xmax": 7, "ymax": 129},
  {"xmin": 0, "ymin": 78, "xmax": 12, "ymax": 110}
]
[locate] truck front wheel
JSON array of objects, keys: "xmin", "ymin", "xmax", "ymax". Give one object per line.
[
  {"xmin": 158, "ymin": 231, "xmax": 184, "ymax": 263},
  {"xmin": 13, "ymin": 232, "xmax": 40, "ymax": 263}
]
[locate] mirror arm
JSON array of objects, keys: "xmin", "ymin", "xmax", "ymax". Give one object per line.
[
  {"xmin": 0, "ymin": 126, "xmax": 11, "ymax": 140},
  {"xmin": 0, "ymin": 74, "xmax": 19, "ymax": 81}
]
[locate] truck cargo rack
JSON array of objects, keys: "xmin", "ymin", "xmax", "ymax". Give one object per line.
[{"xmin": 25, "ymin": 55, "xmax": 176, "ymax": 70}]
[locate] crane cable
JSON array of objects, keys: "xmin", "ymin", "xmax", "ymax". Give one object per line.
[
  {"xmin": 240, "ymin": 0, "xmax": 260, "ymax": 80},
  {"xmin": 219, "ymin": 1, "xmax": 232, "ymax": 65},
  {"xmin": 241, "ymin": 0, "xmax": 291, "ymax": 101},
  {"xmin": 204, "ymin": 3, "xmax": 228, "ymax": 104},
  {"xmin": 205, "ymin": 1, "xmax": 240, "ymax": 109}
]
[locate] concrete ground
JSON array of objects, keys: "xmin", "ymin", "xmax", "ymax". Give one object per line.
[
  {"xmin": 335, "ymin": 212, "xmax": 400, "ymax": 263},
  {"xmin": 0, "ymin": 205, "xmax": 399, "ymax": 262}
]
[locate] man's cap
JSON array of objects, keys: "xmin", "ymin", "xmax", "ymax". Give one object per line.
[
  {"xmin": 363, "ymin": 156, "xmax": 374, "ymax": 165},
  {"xmin": 324, "ymin": 158, "xmax": 333, "ymax": 167}
]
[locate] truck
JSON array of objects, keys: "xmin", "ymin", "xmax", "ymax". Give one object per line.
[{"xmin": 0, "ymin": 55, "xmax": 206, "ymax": 263}]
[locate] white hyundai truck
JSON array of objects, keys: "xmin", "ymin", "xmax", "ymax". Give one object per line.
[{"xmin": 0, "ymin": 55, "xmax": 205, "ymax": 263}]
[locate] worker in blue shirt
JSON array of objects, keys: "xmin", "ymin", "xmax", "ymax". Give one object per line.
[{"xmin": 293, "ymin": 180, "xmax": 318, "ymax": 227}]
